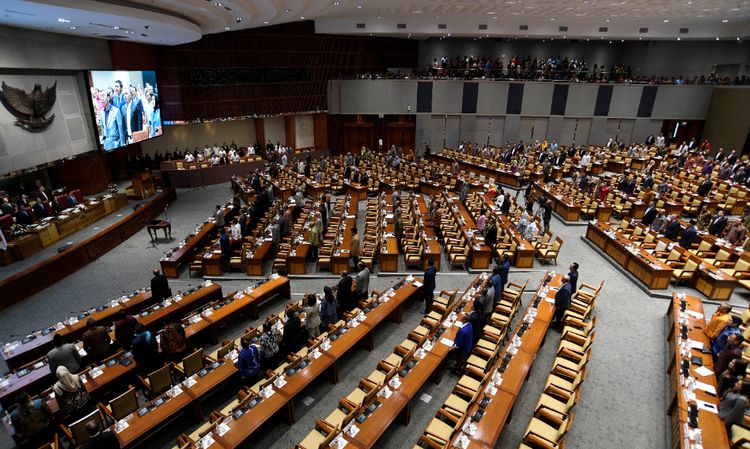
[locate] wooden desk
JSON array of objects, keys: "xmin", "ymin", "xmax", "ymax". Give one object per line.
[
  {"xmin": 443, "ymin": 193, "xmax": 491, "ymax": 269},
  {"xmin": 444, "ymin": 273, "xmax": 561, "ymax": 449},
  {"xmin": 137, "ymin": 283, "xmax": 223, "ymax": 331},
  {"xmin": 160, "ymin": 222, "xmax": 217, "ymax": 278},
  {"xmin": 246, "ymin": 240, "xmax": 272, "ymax": 276},
  {"xmin": 666, "ymin": 292, "xmax": 729, "ymax": 449},
  {"xmin": 693, "ymin": 265, "xmax": 737, "ymax": 301},
  {"xmin": 586, "ymin": 221, "xmax": 672, "ymax": 289},
  {"xmin": 478, "ymin": 195, "xmax": 535, "ymax": 268}
]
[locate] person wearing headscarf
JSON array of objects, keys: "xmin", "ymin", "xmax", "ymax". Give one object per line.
[{"xmin": 52, "ymin": 366, "xmax": 90, "ymax": 418}]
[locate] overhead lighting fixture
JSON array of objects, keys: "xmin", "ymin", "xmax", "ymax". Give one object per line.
[
  {"xmin": 715, "ymin": 37, "xmax": 719, "ymax": 40},
  {"xmin": 722, "ymin": 19, "xmax": 728, "ymax": 23},
  {"xmin": 264, "ymin": 21, "xmax": 269, "ymax": 24},
  {"xmin": 333, "ymin": 1, "xmax": 340, "ymax": 4},
  {"xmin": 300, "ymin": 16, "xmax": 305, "ymax": 19},
  {"xmin": 57, "ymin": 18, "xmax": 70, "ymax": 23},
  {"xmin": 677, "ymin": 37, "xmax": 681, "ymax": 41},
  {"xmin": 605, "ymin": 18, "xmax": 610, "ymax": 22},
  {"xmin": 285, "ymin": 8, "xmax": 291, "ymax": 12},
  {"xmin": 225, "ymin": 26, "xmax": 230, "ymax": 30},
  {"xmin": 737, "ymin": 37, "xmax": 741, "ymax": 41},
  {"xmin": 663, "ymin": 19, "xmax": 669, "ymax": 22},
  {"xmin": 357, "ymin": 5, "xmax": 363, "ymax": 8},
  {"xmin": 70, "ymin": 26, "xmax": 77, "ymax": 30},
  {"xmin": 377, "ymin": 15, "xmax": 381, "ymax": 19},
  {"xmin": 550, "ymin": 18, "xmax": 555, "ymax": 21},
  {"xmin": 113, "ymin": 26, "xmax": 119, "ymax": 29},
  {"xmin": 235, "ymin": 17, "xmax": 242, "ymax": 22}
]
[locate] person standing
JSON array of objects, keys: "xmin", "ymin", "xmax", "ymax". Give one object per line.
[
  {"xmin": 52, "ymin": 366, "xmax": 90, "ymax": 418},
  {"xmin": 235, "ymin": 337, "xmax": 261, "ymax": 385},
  {"xmin": 719, "ymin": 380, "xmax": 750, "ymax": 429},
  {"xmin": 47, "ymin": 334, "xmax": 81, "ymax": 375},
  {"xmin": 423, "ymin": 259, "xmax": 437, "ymax": 315},
  {"xmin": 82, "ymin": 318, "xmax": 111, "ymax": 363},
  {"xmin": 282, "ymin": 309, "xmax": 308, "ymax": 356},
  {"xmin": 219, "ymin": 227, "xmax": 231, "ymax": 272},
  {"xmin": 568, "ymin": 262, "xmax": 579, "ymax": 292},
  {"xmin": 309, "ymin": 217, "xmax": 321, "ymax": 260},
  {"xmin": 131, "ymin": 324, "xmax": 160, "ymax": 374},
  {"xmin": 450, "ymin": 321, "xmax": 474, "ymax": 375},
  {"xmin": 355, "ymin": 262, "xmax": 370, "ymax": 300},
  {"xmin": 303, "ymin": 294, "xmax": 321, "ymax": 338},
  {"xmin": 541, "ymin": 199, "xmax": 553, "ymax": 234},
  {"xmin": 159, "ymin": 317, "xmax": 187, "ymax": 363},
  {"xmin": 319, "ymin": 286, "xmax": 338, "ymax": 332},
  {"xmin": 498, "ymin": 254, "xmax": 511, "ymax": 296},
  {"xmin": 552, "ymin": 275, "xmax": 573, "ymax": 331},
  {"xmin": 114, "ymin": 311, "xmax": 138, "ymax": 351},
  {"xmin": 150, "ymin": 268, "xmax": 171, "ymax": 302},
  {"xmin": 679, "ymin": 219, "xmax": 698, "ymax": 249},
  {"xmin": 214, "ymin": 205, "xmax": 225, "ymax": 227},
  {"xmin": 10, "ymin": 392, "xmax": 53, "ymax": 448},
  {"xmin": 713, "ymin": 316, "xmax": 743, "ymax": 355},
  {"xmin": 336, "ymin": 271, "xmax": 354, "ymax": 314},
  {"xmin": 349, "ymin": 227, "xmax": 361, "ymax": 269},
  {"xmin": 259, "ymin": 321, "xmax": 281, "ymax": 370},
  {"xmin": 491, "ymin": 267, "xmax": 502, "ymax": 306}
]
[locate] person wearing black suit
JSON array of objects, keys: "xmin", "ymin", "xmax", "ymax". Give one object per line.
[
  {"xmin": 554, "ymin": 152, "xmax": 566, "ymax": 166},
  {"xmin": 625, "ymin": 177, "xmax": 637, "ymax": 195},
  {"xmin": 119, "ymin": 90, "xmax": 144, "ymax": 143},
  {"xmin": 708, "ymin": 211, "xmax": 728, "ymax": 236},
  {"xmin": 66, "ymin": 193, "xmax": 78, "ymax": 208},
  {"xmin": 617, "ymin": 176, "xmax": 628, "ymax": 192},
  {"xmin": 1, "ymin": 198, "xmax": 14, "ymax": 216},
  {"xmin": 15, "ymin": 207, "xmax": 34, "ymax": 225},
  {"xmin": 32, "ymin": 201, "xmax": 47, "ymax": 220},
  {"xmin": 697, "ymin": 179, "xmax": 713, "ymax": 197},
  {"xmin": 579, "ymin": 173, "xmax": 590, "ymax": 191},
  {"xmin": 680, "ymin": 219, "xmax": 698, "ymax": 249},
  {"xmin": 642, "ymin": 174, "xmax": 654, "ymax": 190},
  {"xmin": 484, "ymin": 218, "xmax": 498, "ymax": 249},
  {"xmin": 552, "ymin": 275, "xmax": 573, "ymax": 330},
  {"xmin": 336, "ymin": 271, "xmax": 354, "ymax": 315},
  {"xmin": 423, "ymin": 259, "xmax": 437, "ymax": 314},
  {"xmin": 642, "ymin": 202, "xmax": 657, "ymax": 226},
  {"xmin": 150, "ymin": 268, "xmax": 171, "ymax": 302},
  {"xmin": 282, "ymin": 309, "xmax": 308, "ymax": 356},
  {"xmin": 664, "ymin": 215, "xmax": 681, "ymax": 240},
  {"xmin": 568, "ymin": 263, "xmax": 579, "ymax": 292}
]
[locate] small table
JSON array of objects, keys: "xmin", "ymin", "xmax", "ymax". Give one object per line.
[{"xmin": 147, "ymin": 220, "xmax": 172, "ymax": 241}]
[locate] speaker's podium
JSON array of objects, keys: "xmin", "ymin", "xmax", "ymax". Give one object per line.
[{"xmin": 127, "ymin": 171, "xmax": 155, "ymax": 199}]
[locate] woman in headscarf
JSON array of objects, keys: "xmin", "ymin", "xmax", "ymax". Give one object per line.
[{"xmin": 52, "ymin": 366, "xmax": 90, "ymax": 418}]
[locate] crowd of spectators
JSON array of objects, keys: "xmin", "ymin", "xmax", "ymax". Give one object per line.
[{"xmin": 352, "ymin": 54, "xmax": 749, "ymax": 85}]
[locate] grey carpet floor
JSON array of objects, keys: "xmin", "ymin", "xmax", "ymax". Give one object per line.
[{"xmin": 0, "ymin": 181, "xmax": 745, "ymax": 449}]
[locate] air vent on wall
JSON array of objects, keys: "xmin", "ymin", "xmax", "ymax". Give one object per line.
[
  {"xmin": 356, "ymin": 23, "xmax": 365, "ymax": 29},
  {"xmin": 558, "ymin": 26, "xmax": 568, "ymax": 32},
  {"xmin": 438, "ymin": 24, "xmax": 447, "ymax": 29},
  {"xmin": 599, "ymin": 27, "xmax": 608, "ymax": 32},
  {"xmin": 519, "ymin": 25, "xmax": 528, "ymax": 30},
  {"xmin": 679, "ymin": 28, "xmax": 689, "ymax": 34},
  {"xmin": 397, "ymin": 23, "xmax": 406, "ymax": 29},
  {"xmin": 478, "ymin": 24, "xmax": 488, "ymax": 30},
  {"xmin": 639, "ymin": 27, "xmax": 648, "ymax": 33}
]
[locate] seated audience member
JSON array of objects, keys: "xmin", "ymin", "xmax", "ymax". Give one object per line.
[
  {"xmin": 1, "ymin": 197, "xmax": 14, "ymax": 216},
  {"xmin": 159, "ymin": 317, "xmax": 187, "ymax": 362},
  {"xmin": 52, "ymin": 366, "xmax": 90, "ymax": 418},
  {"xmin": 282, "ymin": 308, "xmax": 308, "ymax": 356},
  {"xmin": 131, "ymin": 323, "xmax": 160, "ymax": 373},
  {"xmin": 716, "ymin": 333, "xmax": 744, "ymax": 374},
  {"xmin": 235, "ymin": 337, "xmax": 261, "ymax": 385},
  {"xmin": 114, "ymin": 311, "xmax": 138, "ymax": 350},
  {"xmin": 80, "ymin": 419, "xmax": 121, "ymax": 449},
  {"xmin": 11, "ymin": 392, "xmax": 53, "ymax": 448},
  {"xmin": 47, "ymin": 334, "xmax": 81, "ymax": 374},
  {"xmin": 259, "ymin": 321, "xmax": 282, "ymax": 370},
  {"xmin": 82, "ymin": 317, "xmax": 111, "ymax": 362},
  {"xmin": 719, "ymin": 379, "xmax": 750, "ymax": 429},
  {"xmin": 66, "ymin": 191, "xmax": 79, "ymax": 208}
]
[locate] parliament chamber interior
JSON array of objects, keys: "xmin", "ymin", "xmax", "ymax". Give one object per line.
[{"xmin": 0, "ymin": 1, "xmax": 750, "ymax": 448}]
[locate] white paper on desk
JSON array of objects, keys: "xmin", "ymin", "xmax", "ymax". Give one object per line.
[
  {"xmin": 332, "ymin": 435, "xmax": 347, "ymax": 449},
  {"xmin": 696, "ymin": 400, "xmax": 719, "ymax": 414},
  {"xmin": 198, "ymin": 433, "xmax": 215, "ymax": 449},
  {"xmin": 261, "ymin": 385, "xmax": 275, "ymax": 399},
  {"xmin": 183, "ymin": 376, "xmax": 198, "ymax": 388},
  {"xmin": 345, "ymin": 423, "xmax": 360, "ymax": 437},
  {"xmin": 440, "ymin": 338, "xmax": 454, "ymax": 347},
  {"xmin": 686, "ymin": 310, "xmax": 704, "ymax": 320},
  {"xmin": 217, "ymin": 422, "xmax": 231, "ymax": 437},
  {"xmin": 274, "ymin": 376, "xmax": 287, "ymax": 388},
  {"xmin": 690, "ymin": 341, "xmax": 705, "ymax": 350},
  {"xmin": 413, "ymin": 281, "xmax": 423, "ymax": 288},
  {"xmin": 694, "ymin": 366, "xmax": 714, "ymax": 377},
  {"xmin": 545, "ymin": 296, "xmax": 556, "ymax": 304},
  {"xmin": 90, "ymin": 369, "xmax": 103, "ymax": 379},
  {"xmin": 694, "ymin": 381, "xmax": 717, "ymax": 395},
  {"xmin": 114, "ymin": 419, "xmax": 129, "ymax": 433},
  {"xmin": 78, "ymin": 348, "xmax": 87, "ymax": 357}
]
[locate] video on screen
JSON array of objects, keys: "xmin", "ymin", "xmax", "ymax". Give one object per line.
[{"xmin": 88, "ymin": 70, "xmax": 162, "ymax": 151}]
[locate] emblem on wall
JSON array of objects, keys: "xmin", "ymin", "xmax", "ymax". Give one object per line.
[{"xmin": 0, "ymin": 81, "xmax": 57, "ymax": 132}]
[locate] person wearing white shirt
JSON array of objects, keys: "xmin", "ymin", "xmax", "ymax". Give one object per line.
[
  {"xmin": 211, "ymin": 155, "xmax": 220, "ymax": 166},
  {"xmin": 524, "ymin": 220, "xmax": 539, "ymax": 241},
  {"xmin": 581, "ymin": 153, "xmax": 591, "ymax": 167},
  {"xmin": 656, "ymin": 133, "xmax": 665, "ymax": 147},
  {"xmin": 230, "ymin": 222, "xmax": 241, "ymax": 240},
  {"xmin": 247, "ymin": 146, "xmax": 255, "ymax": 155},
  {"xmin": 203, "ymin": 145, "xmax": 212, "ymax": 158},
  {"xmin": 184, "ymin": 153, "xmax": 195, "ymax": 163},
  {"xmin": 281, "ymin": 153, "xmax": 288, "ymax": 166},
  {"xmin": 230, "ymin": 151, "xmax": 240, "ymax": 163},
  {"xmin": 677, "ymin": 142, "xmax": 689, "ymax": 156},
  {"xmin": 213, "ymin": 144, "xmax": 220, "ymax": 154}
]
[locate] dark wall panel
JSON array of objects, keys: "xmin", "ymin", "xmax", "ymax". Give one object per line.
[
  {"xmin": 637, "ymin": 86, "xmax": 659, "ymax": 117},
  {"xmin": 550, "ymin": 84, "xmax": 569, "ymax": 116},
  {"xmin": 417, "ymin": 82, "xmax": 433, "ymax": 113},
  {"xmin": 506, "ymin": 83, "xmax": 524, "ymax": 114},
  {"xmin": 462, "ymin": 82, "xmax": 478, "ymax": 113},
  {"xmin": 594, "ymin": 85, "xmax": 614, "ymax": 116}
]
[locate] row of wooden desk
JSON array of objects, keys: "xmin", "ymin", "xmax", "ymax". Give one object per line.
[
  {"xmin": 666, "ymin": 292, "xmax": 729, "ymax": 449},
  {"xmin": 441, "ymin": 193, "xmax": 492, "ymax": 269},
  {"xmin": 429, "ymin": 152, "xmax": 523, "ymax": 188},
  {"xmin": 475, "ymin": 194, "xmax": 536, "ymax": 268},
  {"xmin": 171, "ymin": 277, "xmax": 423, "ymax": 449}
]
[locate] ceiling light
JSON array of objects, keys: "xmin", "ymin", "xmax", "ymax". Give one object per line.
[
  {"xmin": 563, "ymin": 35, "xmax": 566, "ymax": 39},
  {"xmin": 609, "ymin": 40, "xmax": 612, "ymax": 43},
  {"xmin": 638, "ymin": 37, "xmax": 642, "ymax": 40},
  {"xmin": 113, "ymin": 26, "xmax": 119, "ymax": 29},
  {"xmin": 225, "ymin": 26, "xmax": 230, "ymax": 30},
  {"xmin": 493, "ymin": 16, "xmax": 498, "ymax": 19},
  {"xmin": 285, "ymin": 8, "xmax": 291, "ymax": 12},
  {"xmin": 663, "ymin": 19, "xmax": 669, "ymax": 22},
  {"xmin": 605, "ymin": 18, "xmax": 610, "ymax": 22},
  {"xmin": 486, "ymin": 11, "xmax": 495, "ymax": 14},
  {"xmin": 333, "ymin": 1, "xmax": 340, "ymax": 5},
  {"xmin": 677, "ymin": 37, "xmax": 680, "ymax": 41},
  {"xmin": 264, "ymin": 21, "xmax": 269, "ymax": 24},
  {"xmin": 737, "ymin": 37, "xmax": 741, "ymax": 41},
  {"xmin": 377, "ymin": 15, "xmax": 381, "ymax": 19},
  {"xmin": 357, "ymin": 5, "xmax": 362, "ymax": 9},
  {"xmin": 550, "ymin": 18, "xmax": 555, "ymax": 21},
  {"xmin": 70, "ymin": 26, "xmax": 77, "ymax": 30},
  {"xmin": 57, "ymin": 18, "xmax": 70, "ymax": 23},
  {"xmin": 722, "ymin": 19, "xmax": 728, "ymax": 23},
  {"xmin": 300, "ymin": 16, "xmax": 305, "ymax": 19},
  {"xmin": 715, "ymin": 37, "xmax": 719, "ymax": 40},
  {"xmin": 235, "ymin": 17, "xmax": 242, "ymax": 22}
]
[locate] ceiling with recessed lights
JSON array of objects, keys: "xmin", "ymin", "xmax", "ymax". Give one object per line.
[{"xmin": 1, "ymin": 0, "xmax": 749, "ymax": 45}]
